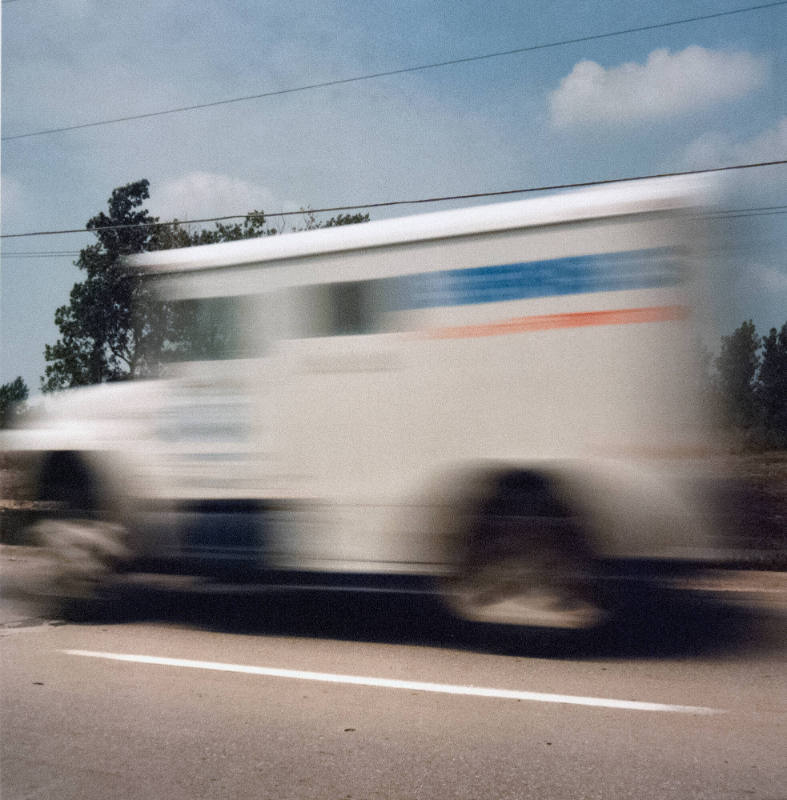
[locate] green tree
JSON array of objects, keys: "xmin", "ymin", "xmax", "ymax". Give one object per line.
[
  {"xmin": 715, "ymin": 320, "xmax": 761, "ymax": 429},
  {"xmin": 42, "ymin": 180, "xmax": 162, "ymax": 391},
  {"xmin": 299, "ymin": 210, "xmax": 370, "ymax": 230},
  {"xmin": 757, "ymin": 322, "xmax": 787, "ymax": 443},
  {"xmin": 42, "ymin": 180, "xmax": 369, "ymax": 391},
  {"xmin": 151, "ymin": 210, "xmax": 275, "ymax": 250},
  {"xmin": 0, "ymin": 377, "xmax": 29, "ymax": 427}
]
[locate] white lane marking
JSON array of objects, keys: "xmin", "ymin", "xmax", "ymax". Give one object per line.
[{"xmin": 63, "ymin": 650, "xmax": 724, "ymax": 715}]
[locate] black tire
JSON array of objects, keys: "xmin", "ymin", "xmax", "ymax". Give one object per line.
[
  {"xmin": 32, "ymin": 518, "xmax": 130, "ymax": 602},
  {"xmin": 441, "ymin": 473, "xmax": 606, "ymax": 631},
  {"xmin": 28, "ymin": 454, "xmax": 132, "ymax": 617}
]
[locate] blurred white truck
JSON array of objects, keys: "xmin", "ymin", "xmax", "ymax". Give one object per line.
[{"xmin": 4, "ymin": 177, "xmax": 731, "ymax": 630}]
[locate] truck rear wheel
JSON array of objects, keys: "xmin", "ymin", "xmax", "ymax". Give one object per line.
[{"xmin": 442, "ymin": 472, "xmax": 605, "ymax": 631}]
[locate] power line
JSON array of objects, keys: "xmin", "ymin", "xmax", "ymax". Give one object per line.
[
  {"xmin": 717, "ymin": 205, "xmax": 787, "ymax": 212},
  {"xmin": 2, "ymin": 206, "xmax": 786, "ymax": 260},
  {"xmin": 3, "ymin": 1, "xmax": 785, "ymax": 142},
  {"xmin": 1, "ymin": 251, "xmax": 82, "ymax": 257},
  {"xmin": 1, "ymin": 160, "xmax": 785, "ymax": 240},
  {"xmin": 706, "ymin": 207, "xmax": 787, "ymax": 219}
]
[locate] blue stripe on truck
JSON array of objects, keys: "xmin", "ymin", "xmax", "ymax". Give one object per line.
[{"xmin": 393, "ymin": 247, "xmax": 681, "ymax": 309}]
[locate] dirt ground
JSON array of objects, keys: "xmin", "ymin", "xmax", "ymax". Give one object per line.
[{"xmin": 727, "ymin": 450, "xmax": 787, "ymax": 567}]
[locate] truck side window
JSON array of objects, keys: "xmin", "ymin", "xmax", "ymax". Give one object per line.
[{"xmin": 298, "ymin": 279, "xmax": 386, "ymax": 338}]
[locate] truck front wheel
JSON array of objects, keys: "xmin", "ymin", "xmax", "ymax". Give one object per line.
[
  {"xmin": 29, "ymin": 453, "xmax": 132, "ymax": 615},
  {"xmin": 32, "ymin": 518, "xmax": 130, "ymax": 604}
]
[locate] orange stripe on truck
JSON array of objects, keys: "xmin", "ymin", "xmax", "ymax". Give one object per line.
[{"xmin": 426, "ymin": 305, "xmax": 690, "ymax": 339}]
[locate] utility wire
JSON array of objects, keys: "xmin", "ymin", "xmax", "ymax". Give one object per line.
[
  {"xmin": 696, "ymin": 204, "xmax": 787, "ymax": 217},
  {"xmin": 2, "ymin": 206, "xmax": 786, "ymax": 259},
  {"xmin": 1, "ymin": 251, "xmax": 82, "ymax": 257},
  {"xmin": 1, "ymin": 160, "xmax": 786, "ymax": 240},
  {"xmin": 3, "ymin": 1, "xmax": 785, "ymax": 142},
  {"xmin": 706, "ymin": 207, "xmax": 787, "ymax": 219}
]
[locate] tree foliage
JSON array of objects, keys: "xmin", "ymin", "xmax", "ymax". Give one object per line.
[
  {"xmin": 715, "ymin": 320, "xmax": 760, "ymax": 429},
  {"xmin": 757, "ymin": 322, "xmax": 787, "ymax": 444},
  {"xmin": 709, "ymin": 319, "xmax": 787, "ymax": 448},
  {"xmin": 0, "ymin": 377, "xmax": 29, "ymax": 427},
  {"xmin": 42, "ymin": 180, "xmax": 369, "ymax": 391},
  {"xmin": 151, "ymin": 210, "xmax": 276, "ymax": 250},
  {"xmin": 42, "ymin": 180, "xmax": 162, "ymax": 391}
]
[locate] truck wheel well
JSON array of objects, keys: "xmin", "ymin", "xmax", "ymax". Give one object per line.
[
  {"xmin": 37, "ymin": 451, "xmax": 100, "ymax": 511},
  {"xmin": 477, "ymin": 469, "xmax": 574, "ymax": 519},
  {"xmin": 460, "ymin": 467, "xmax": 591, "ymax": 558}
]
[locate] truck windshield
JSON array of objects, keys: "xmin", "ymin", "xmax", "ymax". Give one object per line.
[
  {"xmin": 169, "ymin": 297, "xmax": 238, "ymax": 361},
  {"xmin": 157, "ymin": 296, "xmax": 259, "ymax": 363}
]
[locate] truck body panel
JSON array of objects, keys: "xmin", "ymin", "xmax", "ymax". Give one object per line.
[{"xmin": 4, "ymin": 178, "xmax": 732, "ymax": 622}]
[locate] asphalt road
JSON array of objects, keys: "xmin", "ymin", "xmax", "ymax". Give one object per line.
[{"xmin": 2, "ymin": 557, "xmax": 785, "ymax": 800}]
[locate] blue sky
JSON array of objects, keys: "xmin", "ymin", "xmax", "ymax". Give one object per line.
[{"xmin": 2, "ymin": 0, "xmax": 785, "ymax": 391}]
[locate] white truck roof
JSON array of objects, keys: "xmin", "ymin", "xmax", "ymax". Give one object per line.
[{"xmin": 128, "ymin": 176, "xmax": 717, "ymax": 274}]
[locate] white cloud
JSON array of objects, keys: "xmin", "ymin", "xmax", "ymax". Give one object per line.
[
  {"xmin": 680, "ymin": 117, "xmax": 787, "ymax": 169},
  {"xmin": 0, "ymin": 175, "xmax": 25, "ymax": 219},
  {"xmin": 0, "ymin": 175, "xmax": 38, "ymax": 234},
  {"xmin": 148, "ymin": 173, "xmax": 296, "ymax": 224},
  {"xmin": 51, "ymin": 0, "xmax": 94, "ymax": 14},
  {"xmin": 549, "ymin": 46, "xmax": 767, "ymax": 128},
  {"xmin": 728, "ymin": 261, "xmax": 787, "ymax": 333},
  {"xmin": 755, "ymin": 264, "xmax": 787, "ymax": 293}
]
